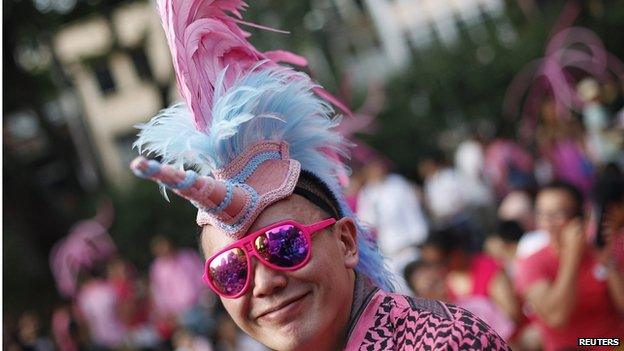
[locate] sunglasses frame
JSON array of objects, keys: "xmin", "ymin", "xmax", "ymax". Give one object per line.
[{"xmin": 203, "ymin": 218, "xmax": 337, "ymax": 298}]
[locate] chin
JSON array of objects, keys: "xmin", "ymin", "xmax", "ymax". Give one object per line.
[
  {"xmin": 259, "ymin": 333, "xmax": 314, "ymax": 351},
  {"xmin": 255, "ymin": 319, "xmax": 319, "ymax": 351}
]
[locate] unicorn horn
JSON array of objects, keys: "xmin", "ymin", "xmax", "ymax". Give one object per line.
[{"xmin": 130, "ymin": 156, "xmax": 248, "ymax": 220}]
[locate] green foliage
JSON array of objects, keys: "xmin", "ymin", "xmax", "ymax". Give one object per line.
[
  {"xmin": 107, "ymin": 181, "xmax": 200, "ymax": 271},
  {"xmin": 3, "ymin": 222, "xmax": 59, "ymax": 316},
  {"xmin": 363, "ymin": 1, "xmax": 624, "ymax": 174}
]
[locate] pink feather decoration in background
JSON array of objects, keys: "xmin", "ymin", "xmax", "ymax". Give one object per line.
[
  {"xmin": 502, "ymin": 2, "xmax": 624, "ymax": 141},
  {"xmin": 49, "ymin": 201, "xmax": 117, "ymax": 297}
]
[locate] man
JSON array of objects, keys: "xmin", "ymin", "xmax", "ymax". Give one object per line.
[
  {"xmin": 357, "ymin": 159, "xmax": 428, "ymax": 291},
  {"xmin": 485, "ymin": 220, "xmax": 524, "ymax": 278},
  {"xmin": 418, "ymin": 153, "xmax": 484, "ymax": 252},
  {"xmin": 130, "ymin": 0, "xmax": 509, "ymax": 349},
  {"xmin": 418, "ymin": 153, "xmax": 467, "ymax": 224},
  {"xmin": 149, "ymin": 235, "xmax": 204, "ymax": 341},
  {"xmin": 455, "ymin": 134, "xmax": 494, "ymax": 211},
  {"xmin": 514, "ymin": 182, "xmax": 624, "ymax": 351},
  {"xmin": 403, "ymin": 259, "xmax": 447, "ymax": 302}
]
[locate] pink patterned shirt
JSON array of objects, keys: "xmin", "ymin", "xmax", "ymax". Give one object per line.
[{"xmin": 344, "ymin": 275, "xmax": 510, "ymax": 350}]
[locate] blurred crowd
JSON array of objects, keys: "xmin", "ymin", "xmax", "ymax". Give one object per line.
[
  {"xmin": 350, "ymin": 84, "xmax": 624, "ymax": 350},
  {"xmin": 4, "ymin": 79, "xmax": 624, "ymax": 351},
  {"xmin": 4, "ymin": 233, "xmax": 268, "ymax": 351}
]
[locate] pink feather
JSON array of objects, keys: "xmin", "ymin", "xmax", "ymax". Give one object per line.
[
  {"xmin": 156, "ymin": 0, "xmax": 353, "ymax": 131},
  {"xmin": 264, "ymin": 50, "xmax": 308, "ymax": 66},
  {"xmin": 157, "ymin": 0, "xmax": 262, "ymax": 131}
]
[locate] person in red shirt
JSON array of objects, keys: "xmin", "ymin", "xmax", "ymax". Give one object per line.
[{"xmin": 515, "ymin": 181, "xmax": 624, "ymax": 351}]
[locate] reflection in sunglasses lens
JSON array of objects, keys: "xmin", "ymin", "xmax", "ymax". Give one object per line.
[
  {"xmin": 209, "ymin": 248, "xmax": 247, "ymax": 296},
  {"xmin": 255, "ymin": 224, "xmax": 308, "ymax": 267}
]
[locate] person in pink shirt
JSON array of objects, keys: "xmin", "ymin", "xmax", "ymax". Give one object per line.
[
  {"xmin": 75, "ymin": 266, "xmax": 126, "ymax": 349},
  {"xmin": 484, "ymin": 136, "xmax": 535, "ymax": 200},
  {"xmin": 515, "ymin": 182, "xmax": 624, "ymax": 351},
  {"xmin": 149, "ymin": 235, "xmax": 205, "ymax": 319}
]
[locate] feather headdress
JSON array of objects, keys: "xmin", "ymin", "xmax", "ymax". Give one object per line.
[{"xmin": 131, "ymin": 0, "xmax": 395, "ymax": 291}]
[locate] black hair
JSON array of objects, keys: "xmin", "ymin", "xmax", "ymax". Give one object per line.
[
  {"xmin": 76, "ymin": 261, "xmax": 106, "ymax": 287},
  {"xmin": 492, "ymin": 220, "xmax": 524, "ymax": 243},
  {"xmin": 402, "ymin": 259, "xmax": 428, "ymax": 285},
  {"xmin": 418, "ymin": 150, "xmax": 447, "ymax": 166},
  {"xmin": 420, "ymin": 227, "xmax": 462, "ymax": 254},
  {"xmin": 539, "ymin": 181, "xmax": 584, "ymax": 218},
  {"xmin": 592, "ymin": 163, "xmax": 624, "ymax": 207},
  {"xmin": 294, "ymin": 170, "xmax": 343, "ymax": 219}
]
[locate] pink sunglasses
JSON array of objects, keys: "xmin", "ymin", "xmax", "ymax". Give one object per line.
[{"xmin": 203, "ymin": 218, "xmax": 336, "ymax": 298}]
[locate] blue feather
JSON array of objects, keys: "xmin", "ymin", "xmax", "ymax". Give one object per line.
[{"xmin": 134, "ymin": 103, "xmax": 216, "ymax": 174}]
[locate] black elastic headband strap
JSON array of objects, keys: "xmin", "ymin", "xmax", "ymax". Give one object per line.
[
  {"xmin": 293, "ymin": 171, "xmax": 342, "ymax": 218},
  {"xmin": 293, "ymin": 187, "xmax": 339, "ymax": 218}
]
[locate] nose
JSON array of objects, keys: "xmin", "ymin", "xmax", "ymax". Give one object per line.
[{"xmin": 251, "ymin": 257, "xmax": 288, "ymax": 297}]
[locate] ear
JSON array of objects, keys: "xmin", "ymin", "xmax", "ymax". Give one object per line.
[{"xmin": 335, "ymin": 217, "xmax": 359, "ymax": 269}]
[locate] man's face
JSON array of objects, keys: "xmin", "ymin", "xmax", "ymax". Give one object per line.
[
  {"xmin": 420, "ymin": 244, "xmax": 444, "ymax": 264},
  {"xmin": 363, "ymin": 161, "xmax": 386, "ymax": 182},
  {"xmin": 151, "ymin": 237, "xmax": 172, "ymax": 258},
  {"xmin": 535, "ymin": 189, "xmax": 577, "ymax": 240},
  {"xmin": 409, "ymin": 264, "xmax": 447, "ymax": 301},
  {"xmin": 417, "ymin": 159, "xmax": 437, "ymax": 180},
  {"xmin": 201, "ymin": 195, "xmax": 359, "ymax": 351}
]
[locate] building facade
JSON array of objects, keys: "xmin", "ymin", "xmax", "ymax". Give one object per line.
[{"xmin": 54, "ymin": 1, "xmax": 176, "ymax": 184}]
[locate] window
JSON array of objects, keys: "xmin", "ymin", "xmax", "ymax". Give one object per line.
[
  {"xmin": 129, "ymin": 46, "xmax": 153, "ymax": 81},
  {"xmin": 91, "ymin": 58, "xmax": 116, "ymax": 94}
]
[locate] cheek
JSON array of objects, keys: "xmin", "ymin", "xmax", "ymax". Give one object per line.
[
  {"xmin": 221, "ymin": 298, "xmax": 249, "ymax": 329},
  {"xmin": 305, "ymin": 241, "xmax": 352, "ymax": 299},
  {"xmin": 545, "ymin": 219, "xmax": 566, "ymax": 232},
  {"xmin": 286, "ymin": 252, "xmax": 350, "ymax": 336},
  {"xmin": 308, "ymin": 238, "xmax": 344, "ymax": 276},
  {"xmin": 537, "ymin": 217, "xmax": 554, "ymax": 230}
]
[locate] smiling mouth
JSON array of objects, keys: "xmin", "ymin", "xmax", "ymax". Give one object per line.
[{"xmin": 256, "ymin": 292, "xmax": 310, "ymax": 321}]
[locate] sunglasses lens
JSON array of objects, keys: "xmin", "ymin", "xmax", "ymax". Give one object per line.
[
  {"xmin": 254, "ymin": 224, "xmax": 309, "ymax": 267},
  {"xmin": 207, "ymin": 248, "xmax": 248, "ymax": 296}
]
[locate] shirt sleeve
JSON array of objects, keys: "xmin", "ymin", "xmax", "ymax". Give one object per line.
[
  {"xmin": 393, "ymin": 302, "xmax": 511, "ymax": 351},
  {"xmin": 514, "ymin": 252, "xmax": 550, "ymax": 296},
  {"xmin": 447, "ymin": 304, "xmax": 511, "ymax": 351},
  {"xmin": 349, "ymin": 292, "xmax": 510, "ymax": 351}
]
